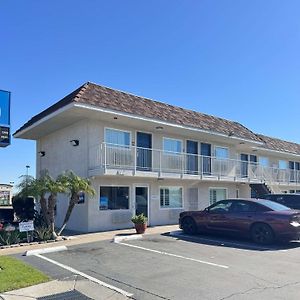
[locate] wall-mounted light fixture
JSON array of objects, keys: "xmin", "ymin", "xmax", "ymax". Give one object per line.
[
  {"xmin": 113, "ymin": 116, "xmax": 118, "ymax": 120},
  {"xmin": 38, "ymin": 151, "xmax": 46, "ymax": 157},
  {"xmin": 155, "ymin": 126, "xmax": 163, "ymax": 131},
  {"xmin": 70, "ymin": 139, "xmax": 79, "ymax": 146}
]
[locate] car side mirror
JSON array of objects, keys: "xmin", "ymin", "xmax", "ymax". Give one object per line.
[{"xmin": 204, "ymin": 207, "xmax": 209, "ymax": 213}]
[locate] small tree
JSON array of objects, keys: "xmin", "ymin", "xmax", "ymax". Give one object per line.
[
  {"xmin": 57, "ymin": 171, "xmax": 95, "ymax": 236},
  {"xmin": 17, "ymin": 171, "xmax": 67, "ymax": 239}
]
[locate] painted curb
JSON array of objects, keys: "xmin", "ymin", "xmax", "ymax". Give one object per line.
[
  {"xmin": 114, "ymin": 234, "xmax": 143, "ymax": 244},
  {"xmin": 25, "ymin": 246, "xmax": 68, "ymax": 256}
]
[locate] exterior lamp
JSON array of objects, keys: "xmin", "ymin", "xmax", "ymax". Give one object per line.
[
  {"xmin": 70, "ymin": 139, "xmax": 79, "ymax": 146},
  {"xmin": 38, "ymin": 151, "xmax": 45, "ymax": 157}
]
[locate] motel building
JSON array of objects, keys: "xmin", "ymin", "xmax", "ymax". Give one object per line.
[{"xmin": 14, "ymin": 82, "xmax": 300, "ymax": 232}]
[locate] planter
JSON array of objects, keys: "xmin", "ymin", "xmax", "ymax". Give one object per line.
[{"xmin": 134, "ymin": 223, "xmax": 147, "ymax": 234}]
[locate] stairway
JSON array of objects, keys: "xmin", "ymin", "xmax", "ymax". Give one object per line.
[{"xmin": 250, "ymin": 183, "xmax": 272, "ymax": 198}]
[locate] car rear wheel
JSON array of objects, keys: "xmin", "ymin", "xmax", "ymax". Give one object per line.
[
  {"xmin": 182, "ymin": 217, "xmax": 197, "ymax": 235},
  {"xmin": 251, "ymin": 223, "xmax": 274, "ymax": 245}
]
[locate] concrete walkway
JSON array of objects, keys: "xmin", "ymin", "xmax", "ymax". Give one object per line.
[
  {"xmin": 0, "ymin": 224, "xmax": 179, "ymax": 256},
  {"xmin": 0, "ymin": 275, "xmax": 128, "ymax": 299}
]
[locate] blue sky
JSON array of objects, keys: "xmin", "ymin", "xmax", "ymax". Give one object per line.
[{"xmin": 1, "ymin": 1, "xmax": 300, "ymax": 186}]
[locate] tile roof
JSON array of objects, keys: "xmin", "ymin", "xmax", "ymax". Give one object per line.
[
  {"xmin": 258, "ymin": 134, "xmax": 300, "ymax": 156},
  {"xmin": 14, "ymin": 82, "xmax": 261, "ymax": 142}
]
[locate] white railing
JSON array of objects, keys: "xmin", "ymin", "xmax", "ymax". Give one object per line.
[{"xmin": 89, "ymin": 143, "xmax": 300, "ymax": 185}]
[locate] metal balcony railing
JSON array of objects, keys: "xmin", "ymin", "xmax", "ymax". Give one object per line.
[{"xmin": 88, "ymin": 143, "xmax": 300, "ymax": 185}]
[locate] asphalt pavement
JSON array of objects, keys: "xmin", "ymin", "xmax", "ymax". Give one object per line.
[{"xmin": 14, "ymin": 231, "xmax": 300, "ymax": 300}]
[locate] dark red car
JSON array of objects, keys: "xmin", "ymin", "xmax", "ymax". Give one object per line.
[{"xmin": 179, "ymin": 198, "xmax": 300, "ymax": 244}]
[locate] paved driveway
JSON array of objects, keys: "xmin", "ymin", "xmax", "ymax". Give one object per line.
[{"xmin": 17, "ymin": 232, "xmax": 300, "ymax": 300}]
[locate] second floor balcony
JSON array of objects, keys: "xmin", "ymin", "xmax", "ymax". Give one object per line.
[{"xmin": 89, "ymin": 143, "xmax": 300, "ymax": 186}]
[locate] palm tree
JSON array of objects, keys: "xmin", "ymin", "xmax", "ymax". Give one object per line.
[
  {"xmin": 17, "ymin": 171, "xmax": 67, "ymax": 239},
  {"xmin": 57, "ymin": 171, "xmax": 95, "ymax": 236}
]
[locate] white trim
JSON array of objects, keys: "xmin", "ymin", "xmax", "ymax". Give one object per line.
[
  {"xmin": 209, "ymin": 187, "xmax": 228, "ymax": 205},
  {"xmin": 13, "ymin": 103, "xmax": 75, "ymax": 138},
  {"xmin": 163, "ymin": 137, "xmax": 183, "ymax": 153},
  {"xmin": 251, "ymin": 146, "xmax": 300, "ymax": 159},
  {"xmin": 74, "ymin": 103, "xmax": 263, "ymax": 145},
  {"xmin": 214, "ymin": 145, "xmax": 229, "ymax": 158},
  {"xmin": 104, "ymin": 127, "xmax": 132, "ymax": 146},
  {"xmin": 135, "ymin": 130, "xmax": 153, "ymax": 170},
  {"xmin": 159, "ymin": 186, "xmax": 184, "ymax": 209},
  {"xmin": 99, "ymin": 185, "xmax": 131, "ymax": 211},
  {"xmin": 133, "ymin": 184, "xmax": 150, "ymax": 225}
]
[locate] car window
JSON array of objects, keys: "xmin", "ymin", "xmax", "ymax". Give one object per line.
[
  {"xmin": 231, "ymin": 201, "xmax": 256, "ymax": 213},
  {"xmin": 209, "ymin": 201, "xmax": 233, "ymax": 213},
  {"xmin": 256, "ymin": 199, "xmax": 290, "ymax": 211}
]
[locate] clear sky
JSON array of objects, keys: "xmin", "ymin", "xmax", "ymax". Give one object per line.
[{"xmin": 1, "ymin": 1, "xmax": 300, "ymax": 186}]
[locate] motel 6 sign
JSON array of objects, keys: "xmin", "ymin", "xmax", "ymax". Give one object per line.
[{"xmin": 0, "ymin": 90, "xmax": 11, "ymax": 147}]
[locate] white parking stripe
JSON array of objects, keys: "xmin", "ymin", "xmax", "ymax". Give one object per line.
[
  {"xmin": 35, "ymin": 254, "xmax": 133, "ymax": 298},
  {"xmin": 118, "ymin": 242, "xmax": 229, "ymax": 269}
]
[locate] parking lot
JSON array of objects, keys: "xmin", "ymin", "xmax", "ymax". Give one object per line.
[{"xmin": 18, "ymin": 232, "xmax": 300, "ymax": 300}]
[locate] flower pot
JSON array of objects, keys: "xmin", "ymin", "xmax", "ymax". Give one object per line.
[{"xmin": 134, "ymin": 223, "xmax": 147, "ymax": 234}]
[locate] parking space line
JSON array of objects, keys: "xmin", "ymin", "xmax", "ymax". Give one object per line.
[
  {"xmin": 118, "ymin": 242, "xmax": 229, "ymax": 269},
  {"xmin": 35, "ymin": 253, "xmax": 133, "ymax": 298}
]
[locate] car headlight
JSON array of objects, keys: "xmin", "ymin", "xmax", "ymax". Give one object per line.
[{"xmin": 290, "ymin": 221, "xmax": 300, "ymax": 227}]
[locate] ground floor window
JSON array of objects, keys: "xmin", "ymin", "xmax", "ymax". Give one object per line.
[
  {"xmin": 160, "ymin": 187, "xmax": 183, "ymax": 208},
  {"xmin": 100, "ymin": 186, "xmax": 129, "ymax": 210},
  {"xmin": 209, "ymin": 188, "xmax": 227, "ymax": 205}
]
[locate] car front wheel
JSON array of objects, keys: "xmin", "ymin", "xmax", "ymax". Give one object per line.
[
  {"xmin": 182, "ymin": 217, "xmax": 197, "ymax": 235},
  {"xmin": 251, "ymin": 223, "xmax": 274, "ymax": 245}
]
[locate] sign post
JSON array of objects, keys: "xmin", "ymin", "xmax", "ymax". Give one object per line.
[{"xmin": 19, "ymin": 221, "xmax": 34, "ymax": 243}]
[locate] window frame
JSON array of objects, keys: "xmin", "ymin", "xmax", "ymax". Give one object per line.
[
  {"xmin": 159, "ymin": 186, "xmax": 184, "ymax": 209},
  {"xmin": 162, "ymin": 137, "xmax": 183, "ymax": 154},
  {"xmin": 209, "ymin": 187, "xmax": 228, "ymax": 206},
  {"xmin": 214, "ymin": 146, "xmax": 229, "ymax": 159},
  {"xmin": 99, "ymin": 185, "xmax": 131, "ymax": 211},
  {"xmin": 104, "ymin": 127, "xmax": 131, "ymax": 147}
]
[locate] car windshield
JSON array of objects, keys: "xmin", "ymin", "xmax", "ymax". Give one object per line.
[{"xmin": 257, "ymin": 199, "xmax": 290, "ymax": 211}]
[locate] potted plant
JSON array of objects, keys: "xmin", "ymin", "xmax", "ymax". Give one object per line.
[{"xmin": 131, "ymin": 213, "xmax": 147, "ymax": 234}]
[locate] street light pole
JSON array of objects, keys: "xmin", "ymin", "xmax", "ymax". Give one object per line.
[{"xmin": 25, "ymin": 165, "xmax": 30, "ymax": 197}]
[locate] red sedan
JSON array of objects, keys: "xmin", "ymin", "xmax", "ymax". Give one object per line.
[{"xmin": 179, "ymin": 198, "xmax": 300, "ymax": 244}]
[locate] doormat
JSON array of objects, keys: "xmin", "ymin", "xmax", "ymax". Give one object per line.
[{"xmin": 37, "ymin": 290, "xmax": 93, "ymax": 300}]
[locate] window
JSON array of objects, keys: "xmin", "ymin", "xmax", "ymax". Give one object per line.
[
  {"xmin": 278, "ymin": 160, "xmax": 287, "ymax": 170},
  {"xmin": 209, "ymin": 201, "xmax": 233, "ymax": 213},
  {"xmin": 215, "ymin": 147, "xmax": 229, "ymax": 159},
  {"xmin": 105, "ymin": 128, "xmax": 130, "ymax": 146},
  {"xmin": 100, "ymin": 186, "xmax": 129, "ymax": 210},
  {"xmin": 209, "ymin": 188, "xmax": 227, "ymax": 205},
  {"xmin": 259, "ymin": 157, "xmax": 269, "ymax": 167},
  {"xmin": 231, "ymin": 201, "xmax": 256, "ymax": 213},
  {"xmin": 163, "ymin": 138, "xmax": 182, "ymax": 153},
  {"xmin": 160, "ymin": 187, "xmax": 183, "ymax": 208}
]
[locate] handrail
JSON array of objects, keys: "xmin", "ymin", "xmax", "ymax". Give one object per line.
[{"xmin": 87, "ymin": 143, "xmax": 300, "ymax": 185}]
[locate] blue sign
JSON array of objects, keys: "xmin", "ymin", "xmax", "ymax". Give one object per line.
[
  {"xmin": 99, "ymin": 197, "xmax": 108, "ymax": 210},
  {"xmin": 0, "ymin": 90, "xmax": 10, "ymax": 126}
]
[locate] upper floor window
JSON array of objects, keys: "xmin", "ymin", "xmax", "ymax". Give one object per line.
[
  {"xmin": 163, "ymin": 138, "xmax": 182, "ymax": 153},
  {"xmin": 105, "ymin": 128, "xmax": 130, "ymax": 146},
  {"xmin": 215, "ymin": 147, "xmax": 229, "ymax": 159},
  {"xmin": 278, "ymin": 160, "xmax": 287, "ymax": 170},
  {"xmin": 259, "ymin": 157, "xmax": 269, "ymax": 167}
]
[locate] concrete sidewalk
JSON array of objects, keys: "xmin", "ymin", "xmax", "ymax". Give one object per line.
[
  {"xmin": 0, "ymin": 275, "xmax": 129, "ymax": 299},
  {"xmin": 0, "ymin": 225, "xmax": 179, "ymax": 256}
]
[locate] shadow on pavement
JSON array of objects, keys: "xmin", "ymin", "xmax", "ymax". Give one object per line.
[{"xmin": 163, "ymin": 230, "xmax": 300, "ymax": 251}]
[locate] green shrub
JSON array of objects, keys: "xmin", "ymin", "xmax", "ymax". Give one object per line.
[
  {"xmin": 0, "ymin": 229, "xmax": 20, "ymax": 246},
  {"xmin": 33, "ymin": 226, "xmax": 52, "ymax": 241},
  {"xmin": 131, "ymin": 213, "xmax": 147, "ymax": 224}
]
